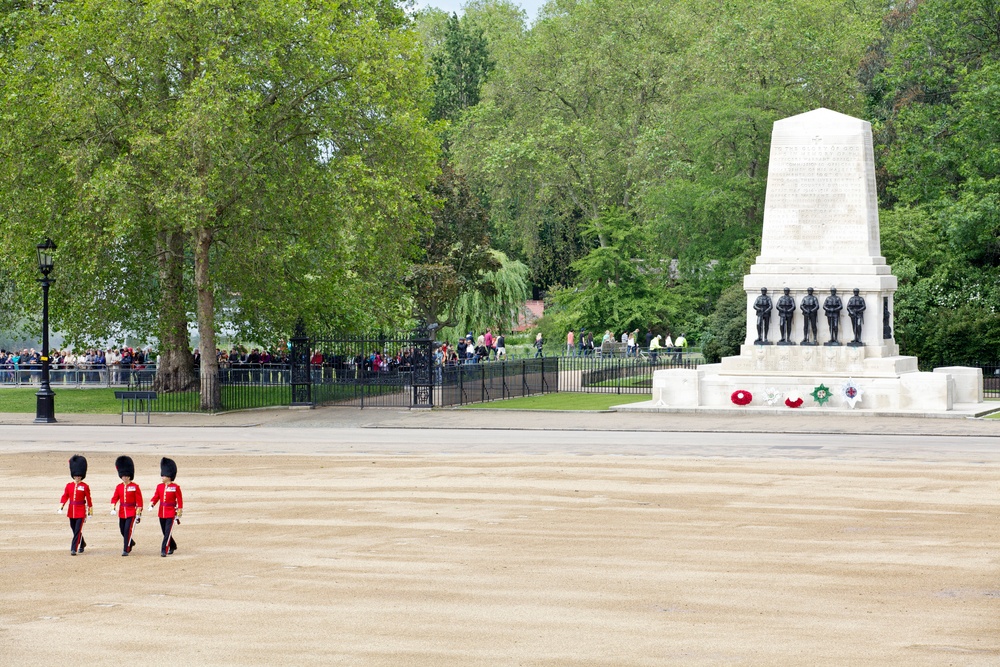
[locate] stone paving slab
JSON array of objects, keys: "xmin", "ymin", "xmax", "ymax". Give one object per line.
[
  {"xmin": 2, "ymin": 402, "xmax": 1000, "ymax": 436},
  {"xmin": 614, "ymin": 399, "xmax": 999, "ymax": 420}
]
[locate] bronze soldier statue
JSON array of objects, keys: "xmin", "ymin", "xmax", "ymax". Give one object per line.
[
  {"xmin": 776, "ymin": 287, "xmax": 796, "ymax": 345},
  {"xmin": 847, "ymin": 288, "xmax": 866, "ymax": 345},
  {"xmin": 753, "ymin": 287, "xmax": 773, "ymax": 344},
  {"xmin": 824, "ymin": 287, "xmax": 843, "ymax": 345},
  {"xmin": 800, "ymin": 287, "xmax": 819, "ymax": 345}
]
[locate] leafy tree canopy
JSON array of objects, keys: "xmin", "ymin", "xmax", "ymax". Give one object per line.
[
  {"xmin": 863, "ymin": 0, "xmax": 1000, "ymax": 363},
  {"xmin": 0, "ymin": 0, "xmax": 439, "ymax": 404},
  {"xmin": 408, "ymin": 162, "xmax": 500, "ymax": 330}
]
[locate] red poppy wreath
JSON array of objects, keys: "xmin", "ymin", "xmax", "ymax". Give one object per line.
[
  {"xmin": 731, "ymin": 389, "xmax": 752, "ymax": 406},
  {"xmin": 785, "ymin": 397, "xmax": 804, "ymax": 408}
]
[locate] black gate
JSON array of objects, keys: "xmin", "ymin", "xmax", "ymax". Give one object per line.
[{"xmin": 309, "ymin": 333, "xmax": 435, "ymax": 408}]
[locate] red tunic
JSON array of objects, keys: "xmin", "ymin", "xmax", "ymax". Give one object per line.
[
  {"xmin": 61, "ymin": 481, "xmax": 93, "ymax": 519},
  {"xmin": 111, "ymin": 482, "xmax": 143, "ymax": 518},
  {"xmin": 150, "ymin": 482, "xmax": 183, "ymax": 519}
]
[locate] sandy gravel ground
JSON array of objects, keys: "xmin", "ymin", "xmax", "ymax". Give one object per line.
[{"xmin": 1, "ymin": 410, "xmax": 998, "ymax": 665}]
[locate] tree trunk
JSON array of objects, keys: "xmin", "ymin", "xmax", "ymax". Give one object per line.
[
  {"xmin": 153, "ymin": 228, "xmax": 197, "ymax": 393},
  {"xmin": 194, "ymin": 225, "xmax": 221, "ymax": 411}
]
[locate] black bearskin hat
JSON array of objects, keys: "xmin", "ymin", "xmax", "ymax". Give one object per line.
[
  {"xmin": 68, "ymin": 455, "xmax": 87, "ymax": 479},
  {"xmin": 115, "ymin": 455, "xmax": 135, "ymax": 479},
  {"xmin": 160, "ymin": 457, "xmax": 177, "ymax": 481}
]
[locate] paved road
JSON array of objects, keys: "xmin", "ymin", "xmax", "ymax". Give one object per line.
[
  {"xmin": 4, "ymin": 420, "xmax": 1000, "ymax": 463},
  {"xmin": 3, "ymin": 409, "xmax": 998, "ymax": 666}
]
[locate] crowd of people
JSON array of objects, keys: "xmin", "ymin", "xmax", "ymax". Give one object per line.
[
  {"xmin": 200, "ymin": 347, "xmax": 288, "ymax": 367},
  {"xmin": 436, "ymin": 329, "xmax": 508, "ymax": 366},
  {"xmin": 0, "ymin": 346, "xmax": 154, "ymax": 370},
  {"xmin": 0, "ymin": 345, "xmax": 303, "ymax": 373},
  {"xmin": 564, "ymin": 329, "xmax": 688, "ymax": 362},
  {"xmin": 0, "ymin": 346, "xmax": 158, "ymax": 384},
  {"xmin": 2, "ymin": 326, "xmax": 692, "ymax": 386},
  {"xmin": 336, "ymin": 347, "xmax": 428, "ymax": 375}
]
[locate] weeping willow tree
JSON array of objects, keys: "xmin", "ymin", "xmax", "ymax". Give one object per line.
[{"xmin": 449, "ymin": 250, "xmax": 530, "ymax": 337}]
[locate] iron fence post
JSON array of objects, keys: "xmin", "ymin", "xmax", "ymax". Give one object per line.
[
  {"xmin": 428, "ymin": 338, "xmax": 435, "ymax": 408},
  {"xmin": 290, "ymin": 318, "xmax": 313, "ymax": 407}
]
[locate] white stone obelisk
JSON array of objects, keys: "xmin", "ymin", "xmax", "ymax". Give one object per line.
[
  {"xmin": 635, "ymin": 108, "xmax": 985, "ymax": 413},
  {"xmin": 741, "ymin": 108, "xmax": 897, "ymax": 356}
]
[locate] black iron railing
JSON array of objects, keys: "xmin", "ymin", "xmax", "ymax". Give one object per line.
[
  {"xmin": 438, "ymin": 357, "xmax": 558, "ymax": 406},
  {"xmin": 979, "ymin": 364, "xmax": 1000, "ymax": 398},
  {"xmin": 8, "ymin": 354, "xmax": 996, "ymax": 412},
  {"xmin": 555, "ymin": 355, "xmax": 695, "ymax": 394},
  {"xmin": 128, "ymin": 367, "xmax": 291, "ymax": 413}
]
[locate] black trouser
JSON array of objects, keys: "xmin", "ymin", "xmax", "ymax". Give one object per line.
[
  {"xmin": 69, "ymin": 517, "xmax": 86, "ymax": 553},
  {"xmin": 159, "ymin": 517, "xmax": 177, "ymax": 554},
  {"xmin": 119, "ymin": 516, "xmax": 137, "ymax": 553}
]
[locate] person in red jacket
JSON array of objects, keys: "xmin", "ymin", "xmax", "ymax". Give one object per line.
[
  {"xmin": 110, "ymin": 456, "xmax": 142, "ymax": 557},
  {"xmin": 150, "ymin": 457, "xmax": 182, "ymax": 557},
  {"xmin": 59, "ymin": 455, "xmax": 93, "ymax": 555}
]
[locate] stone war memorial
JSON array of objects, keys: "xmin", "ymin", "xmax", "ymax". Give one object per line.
[{"xmin": 629, "ymin": 108, "xmax": 986, "ymax": 415}]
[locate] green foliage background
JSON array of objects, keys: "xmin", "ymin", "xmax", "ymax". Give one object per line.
[
  {"xmin": 863, "ymin": 0, "xmax": 1000, "ymax": 365},
  {"xmin": 444, "ymin": 0, "xmax": 886, "ymax": 348},
  {"xmin": 2, "ymin": 0, "xmax": 997, "ymax": 369}
]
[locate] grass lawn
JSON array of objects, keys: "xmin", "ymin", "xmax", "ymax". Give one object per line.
[
  {"xmin": 0, "ymin": 388, "xmax": 123, "ymax": 414},
  {"xmin": 0, "ymin": 385, "xmax": 292, "ymax": 413},
  {"xmin": 461, "ymin": 392, "xmax": 651, "ymax": 411}
]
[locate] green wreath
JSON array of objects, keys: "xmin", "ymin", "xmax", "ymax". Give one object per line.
[{"xmin": 811, "ymin": 384, "xmax": 832, "ymax": 406}]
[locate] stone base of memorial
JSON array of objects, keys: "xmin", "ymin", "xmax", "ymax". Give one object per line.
[
  {"xmin": 642, "ymin": 363, "xmax": 983, "ymax": 412},
  {"xmin": 619, "ymin": 108, "xmax": 987, "ymax": 416}
]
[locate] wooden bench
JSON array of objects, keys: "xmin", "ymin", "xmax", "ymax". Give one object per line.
[
  {"xmin": 114, "ymin": 390, "xmax": 157, "ymax": 424},
  {"xmin": 596, "ymin": 341, "xmax": 629, "ymax": 358}
]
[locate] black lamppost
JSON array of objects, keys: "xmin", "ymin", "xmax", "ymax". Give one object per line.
[{"xmin": 34, "ymin": 238, "xmax": 57, "ymax": 424}]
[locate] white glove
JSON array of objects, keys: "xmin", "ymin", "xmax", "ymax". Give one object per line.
[
  {"xmin": 110, "ymin": 507, "xmax": 118, "ymax": 515},
  {"xmin": 57, "ymin": 505, "xmax": 63, "ymax": 514}
]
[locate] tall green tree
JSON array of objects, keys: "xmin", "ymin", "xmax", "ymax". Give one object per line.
[
  {"xmin": 453, "ymin": 0, "xmax": 691, "ymax": 289},
  {"xmin": 862, "ymin": 0, "xmax": 1000, "ymax": 364},
  {"xmin": 541, "ymin": 207, "xmax": 703, "ymax": 338},
  {"xmin": 451, "ymin": 249, "xmax": 530, "ymax": 336},
  {"xmin": 0, "ymin": 0, "xmax": 439, "ymax": 406},
  {"xmin": 641, "ymin": 0, "xmax": 884, "ymax": 292},
  {"xmin": 430, "ymin": 13, "xmax": 494, "ymax": 123},
  {"xmin": 454, "ymin": 0, "xmax": 883, "ymax": 324},
  {"xmin": 461, "ymin": 0, "xmax": 527, "ymax": 68},
  {"xmin": 407, "ymin": 163, "xmax": 500, "ymax": 330}
]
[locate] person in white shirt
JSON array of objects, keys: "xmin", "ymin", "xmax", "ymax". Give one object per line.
[
  {"xmin": 662, "ymin": 333, "xmax": 674, "ymax": 365},
  {"xmin": 107, "ymin": 348, "xmax": 121, "ymax": 384},
  {"xmin": 673, "ymin": 334, "xmax": 687, "ymax": 363},
  {"xmin": 649, "ymin": 334, "xmax": 662, "ymax": 364}
]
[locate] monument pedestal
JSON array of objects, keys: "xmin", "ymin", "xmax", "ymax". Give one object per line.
[
  {"xmin": 647, "ymin": 361, "xmax": 982, "ymax": 413},
  {"xmin": 618, "ymin": 108, "xmax": 987, "ymax": 416}
]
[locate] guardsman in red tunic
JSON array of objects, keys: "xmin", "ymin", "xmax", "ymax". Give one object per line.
[
  {"xmin": 59, "ymin": 455, "xmax": 93, "ymax": 555},
  {"xmin": 110, "ymin": 456, "xmax": 143, "ymax": 556},
  {"xmin": 150, "ymin": 457, "xmax": 182, "ymax": 557}
]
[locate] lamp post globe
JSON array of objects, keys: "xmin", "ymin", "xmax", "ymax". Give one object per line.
[{"xmin": 34, "ymin": 238, "xmax": 57, "ymax": 424}]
